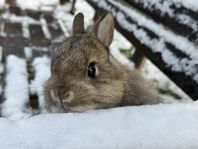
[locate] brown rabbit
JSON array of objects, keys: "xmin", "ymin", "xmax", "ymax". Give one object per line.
[{"xmin": 44, "ymin": 12, "xmax": 160, "ymax": 113}]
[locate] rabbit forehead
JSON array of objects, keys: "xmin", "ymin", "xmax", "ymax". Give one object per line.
[
  {"xmin": 56, "ymin": 35, "xmax": 109, "ymax": 61},
  {"xmin": 52, "ymin": 35, "xmax": 109, "ymax": 75}
]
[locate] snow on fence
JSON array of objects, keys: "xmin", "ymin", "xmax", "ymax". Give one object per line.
[
  {"xmin": 0, "ymin": 102, "xmax": 198, "ymax": 149},
  {"xmin": 1, "ymin": 55, "xmax": 32, "ymax": 120},
  {"xmin": 30, "ymin": 56, "xmax": 51, "ymax": 113},
  {"xmin": 125, "ymin": 0, "xmax": 198, "ymax": 45},
  {"xmin": 86, "ymin": 0, "xmax": 198, "ymax": 100}
]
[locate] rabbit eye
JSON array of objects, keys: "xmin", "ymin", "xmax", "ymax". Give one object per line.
[{"xmin": 87, "ymin": 62, "xmax": 97, "ymax": 78}]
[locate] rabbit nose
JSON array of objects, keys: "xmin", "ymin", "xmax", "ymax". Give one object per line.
[{"xmin": 60, "ymin": 91, "xmax": 74, "ymax": 103}]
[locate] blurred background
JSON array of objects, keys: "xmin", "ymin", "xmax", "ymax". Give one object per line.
[{"xmin": 0, "ymin": 0, "xmax": 197, "ymax": 118}]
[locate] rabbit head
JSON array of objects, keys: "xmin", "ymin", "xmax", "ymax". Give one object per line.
[{"xmin": 44, "ymin": 12, "xmax": 128, "ymax": 113}]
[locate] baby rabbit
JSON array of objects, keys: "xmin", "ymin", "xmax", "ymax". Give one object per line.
[{"xmin": 44, "ymin": 12, "xmax": 160, "ymax": 113}]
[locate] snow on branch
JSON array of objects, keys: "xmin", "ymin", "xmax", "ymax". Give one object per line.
[{"xmin": 0, "ymin": 102, "xmax": 198, "ymax": 149}]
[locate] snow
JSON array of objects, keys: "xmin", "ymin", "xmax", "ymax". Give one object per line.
[
  {"xmin": 110, "ymin": 30, "xmax": 134, "ymax": 69},
  {"xmin": 16, "ymin": 0, "xmax": 59, "ymax": 10},
  {"xmin": 0, "ymin": 46, "xmax": 2, "ymax": 63},
  {"xmin": 173, "ymin": 0, "xmax": 198, "ymax": 11},
  {"xmin": 21, "ymin": 21, "xmax": 30, "ymax": 38},
  {"xmin": 1, "ymin": 55, "xmax": 32, "ymax": 120},
  {"xmin": 24, "ymin": 46, "xmax": 32, "ymax": 60},
  {"xmin": 40, "ymin": 18, "xmax": 52, "ymax": 39},
  {"xmin": 92, "ymin": 0, "xmax": 198, "ymax": 83},
  {"xmin": 172, "ymin": 0, "xmax": 198, "ymax": 12},
  {"xmin": 75, "ymin": 0, "xmax": 95, "ymax": 28},
  {"xmin": 2, "ymin": 12, "xmax": 39, "ymax": 24},
  {"xmin": 0, "ymin": 0, "xmax": 5, "ymax": 8},
  {"xmin": 0, "ymin": 21, "xmax": 6, "ymax": 37},
  {"xmin": 2, "ymin": 11, "xmax": 39, "ymax": 38},
  {"xmin": 53, "ymin": 7, "xmax": 74, "ymax": 36},
  {"xmin": 0, "ymin": 102, "xmax": 198, "ymax": 149},
  {"xmin": 117, "ymin": 12, "xmax": 198, "ymax": 83},
  {"xmin": 110, "ymin": 44, "xmax": 134, "ymax": 69},
  {"xmin": 143, "ymin": 60, "xmax": 192, "ymax": 101},
  {"xmin": 0, "ymin": 46, "xmax": 3, "ymax": 95},
  {"xmin": 30, "ymin": 56, "xmax": 51, "ymax": 113},
  {"xmin": 109, "ymin": 0, "xmax": 198, "ymax": 59},
  {"xmin": 0, "ymin": 1, "xmax": 197, "ymax": 148},
  {"xmin": 131, "ymin": 0, "xmax": 198, "ymax": 34},
  {"xmin": 177, "ymin": 14, "xmax": 198, "ymax": 32},
  {"xmin": 58, "ymin": 19, "xmax": 70, "ymax": 37}
]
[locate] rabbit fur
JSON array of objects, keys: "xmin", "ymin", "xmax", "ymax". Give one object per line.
[{"xmin": 44, "ymin": 12, "xmax": 160, "ymax": 113}]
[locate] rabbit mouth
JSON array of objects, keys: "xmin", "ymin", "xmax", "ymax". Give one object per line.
[{"xmin": 50, "ymin": 90, "xmax": 73, "ymax": 112}]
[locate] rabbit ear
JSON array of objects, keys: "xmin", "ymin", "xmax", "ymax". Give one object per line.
[
  {"xmin": 92, "ymin": 12, "xmax": 114, "ymax": 47},
  {"xmin": 72, "ymin": 13, "xmax": 85, "ymax": 35}
]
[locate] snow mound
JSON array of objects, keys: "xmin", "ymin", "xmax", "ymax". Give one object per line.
[{"xmin": 0, "ymin": 102, "xmax": 198, "ymax": 149}]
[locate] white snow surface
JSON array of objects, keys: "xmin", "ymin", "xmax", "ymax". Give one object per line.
[
  {"xmin": 1, "ymin": 55, "xmax": 32, "ymax": 120},
  {"xmin": 30, "ymin": 56, "xmax": 51, "ymax": 113},
  {"xmin": 16, "ymin": 0, "xmax": 59, "ymax": 10},
  {"xmin": 173, "ymin": 0, "xmax": 198, "ymax": 11},
  {"xmin": 0, "ymin": 102, "xmax": 198, "ymax": 149}
]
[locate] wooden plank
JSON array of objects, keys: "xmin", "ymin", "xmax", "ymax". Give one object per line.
[
  {"xmin": 132, "ymin": 50, "xmax": 146, "ymax": 69},
  {"xmin": 9, "ymin": 6, "xmax": 22, "ymax": 16},
  {"xmin": 4, "ymin": 22, "xmax": 22, "ymax": 36},
  {"xmin": 29, "ymin": 24, "xmax": 50, "ymax": 46},
  {"xmin": 0, "ymin": 46, "xmax": 4, "ymax": 104},
  {"xmin": 59, "ymin": 0, "xmax": 69, "ymax": 5},
  {"xmin": 5, "ymin": 0, "xmax": 16, "ymax": 6},
  {"xmin": 26, "ymin": 9, "xmax": 41, "ymax": 20},
  {"xmin": 86, "ymin": 0, "xmax": 198, "ymax": 100}
]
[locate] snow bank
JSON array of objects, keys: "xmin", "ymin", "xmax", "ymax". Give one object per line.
[
  {"xmin": 0, "ymin": 102, "xmax": 198, "ymax": 149},
  {"xmin": 1, "ymin": 55, "xmax": 32, "ymax": 120}
]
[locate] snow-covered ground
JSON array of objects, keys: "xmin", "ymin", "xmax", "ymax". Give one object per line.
[{"xmin": 1, "ymin": 102, "xmax": 198, "ymax": 149}]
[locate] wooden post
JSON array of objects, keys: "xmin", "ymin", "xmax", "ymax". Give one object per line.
[
  {"xmin": 70, "ymin": 0, "xmax": 76, "ymax": 14},
  {"xmin": 59, "ymin": 0, "xmax": 69, "ymax": 5},
  {"xmin": 132, "ymin": 50, "xmax": 146, "ymax": 69}
]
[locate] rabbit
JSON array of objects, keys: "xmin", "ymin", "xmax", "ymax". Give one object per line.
[{"xmin": 44, "ymin": 12, "xmax": 161, "ymax": 113}]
